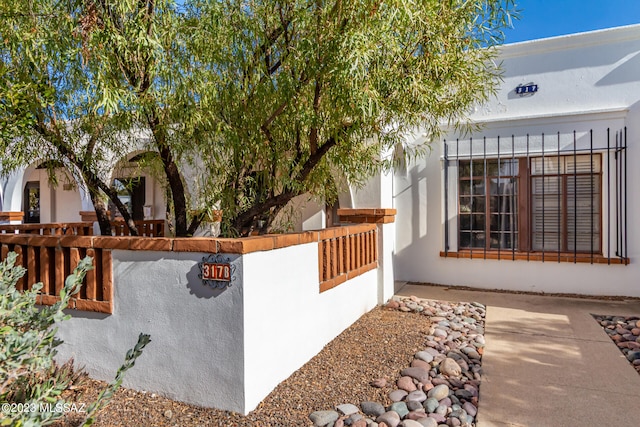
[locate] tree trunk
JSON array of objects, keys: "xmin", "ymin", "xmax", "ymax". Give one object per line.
[
  {"xmin": 148, "ymin": 110, "xmax": 190, "ymax": 237},
  {"xmin": 88, "ymin": 187, "xmax": 112, "ymax": 236}
]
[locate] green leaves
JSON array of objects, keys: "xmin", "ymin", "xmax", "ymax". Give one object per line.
[
  {"xmin": 1, "ymin": 0, "xmax": 516, "ymax": 236},
  {"xmin": 0, "ymin": 252, "xmax": 90, "ymax": 425}
]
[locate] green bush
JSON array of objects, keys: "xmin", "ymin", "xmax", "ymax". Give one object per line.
[{"xmin": 0, "ymin": 252, "xmax": 150, "ymax": 426}]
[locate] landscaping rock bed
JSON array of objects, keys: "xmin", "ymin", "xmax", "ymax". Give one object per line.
[
  {"xmin": 309, "ymin": 296, "xmax": 486, "ymax": 427},
  {"xmin": 593, "ymin": 314, "xmax": 640, "ymax": 375}
]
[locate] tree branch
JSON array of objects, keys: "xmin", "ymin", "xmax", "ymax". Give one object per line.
[{"xmin": 232, "ymin": 135, "xmax": 338, "ymax": 231}]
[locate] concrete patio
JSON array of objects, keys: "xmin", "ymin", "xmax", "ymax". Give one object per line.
[{"xmin": 396, "ymin": 283, "xmax": 640, "ymax": 427}]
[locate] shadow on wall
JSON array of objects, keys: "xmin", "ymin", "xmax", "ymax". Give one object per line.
[
  {"xmin": 596, "ymin": 51, "xmax": 640, "ymax": 86},
  {"xmin": 393, "ymin": 158, "xmax": 437, "ymax": 279},
  {"xmin": 502, "ymin": 37, "xmax": 640, "ymax": 77}
]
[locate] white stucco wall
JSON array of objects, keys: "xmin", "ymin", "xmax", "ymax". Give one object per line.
[
  {"xmin": 55, "ymin": 242, "xmax": 379, "ymax": 414},
  {"xmin": 393, "ymin": 25, "xmax": 640, "ymax": 297},
  {"xmin": 242, "ymin": 243, "xmax": 377, "ymax": 412},
  {"xmin": 55, "ymin": 250, "xmax": 246, "ymax": 413}
]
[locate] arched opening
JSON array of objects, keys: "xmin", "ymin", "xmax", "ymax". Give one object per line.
[{"xmin": 110, "ymin": 152, "xmax": 166, "ymax": 221}]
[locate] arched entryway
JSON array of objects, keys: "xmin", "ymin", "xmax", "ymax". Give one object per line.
[{"xmin": 110, "ymin": 152, "xmax": 166, "ymax": 221}]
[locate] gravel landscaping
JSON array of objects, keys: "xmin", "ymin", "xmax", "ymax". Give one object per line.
[
  {"xmin": 593, "ymin": 314, "xmax": 640, "ymax": 375},
  {"xmin": 53, "ymin": 296, "xmax": 486, "ymax": 427}
]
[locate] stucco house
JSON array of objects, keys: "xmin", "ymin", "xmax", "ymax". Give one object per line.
[
  {"xmin": 2, "ymin": 24, "xmax": 639, "ymax": 297},
  {"xmin": 390, "ymin": 24, "xmax": 640, "ymax": 297}
]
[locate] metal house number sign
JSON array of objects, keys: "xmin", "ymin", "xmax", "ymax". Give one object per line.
[
  {"xmin": 198, "ymin": 254, "xmax": 236, "ymax": 288},
  {"xmin": 515, "ymin": 83, "xmax": 539, "ymax": 96}
]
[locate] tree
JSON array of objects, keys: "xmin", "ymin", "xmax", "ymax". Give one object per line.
[
  {"xmin": 0, "ymin": 0, "xmax": 153, "ymax": 236},
  {"xmin": 1, "ymin": 0, "xmax": 516, "ymax": 237},
  {"xmin": 181, "ymin": 0, "xmax": 516, "ymax": 235},
  {"xmin": 0, "ymin": 0, "xmax": 198, "ymax": 236}
]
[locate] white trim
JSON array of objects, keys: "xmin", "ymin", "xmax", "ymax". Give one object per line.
[{"xmin": 499, "ymin": 24, "xmax": 640, "ymax": 59}]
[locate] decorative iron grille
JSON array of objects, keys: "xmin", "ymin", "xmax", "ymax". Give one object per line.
[{"xmin": 443, "ymin": 128, "xmax": 628, "ymax": 264}]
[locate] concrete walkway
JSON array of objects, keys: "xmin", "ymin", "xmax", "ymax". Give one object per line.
[{"xmin": 396, "ymin": 283, "xmax": 640, "ymax": 427}]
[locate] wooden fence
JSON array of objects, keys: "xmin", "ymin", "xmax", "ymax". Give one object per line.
[
  {"xmin": 0, "ymin": 235, "xmax": 113, "ymax": 313},
  {"xmin": 0, "ymin": 219, "xmax": 164, "ymax": 237},
  {"xmin": 317, "ymin": 224, "xmax": 378, "ymax": 293}
]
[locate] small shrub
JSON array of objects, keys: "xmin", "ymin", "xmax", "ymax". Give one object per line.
[{"xmin": 0, "ymin": 252, "xmax": 150, "ymax": 426}]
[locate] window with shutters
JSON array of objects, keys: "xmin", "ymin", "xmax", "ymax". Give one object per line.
[
  {"xmin": 530, "ymin": 155, "xmax": 601, "ymax": 253},
  {"xmin": 457, "ymin": 155, "xmax": 600, "ymax": 254},
  {"xmin": 442, "ymin": 129, "xmax": 628, "ymax": 264}
]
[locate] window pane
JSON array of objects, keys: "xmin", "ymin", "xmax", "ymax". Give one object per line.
[
  {"xmin": 471, "ymin": 196, "xmax": 485, "ymax": 213},
  {"xmin": 460, "ymin": 232, "xmax": 472, "ymax": 248},
  {"xmin": 472, "ymin": 232, "xmax": 485, "ymax": 248},
  {"xmin": 531, "ymin": 176, "xmax": 561, "ymax": 194},
  {"xmin": 490, "ymin": 232, "xmax": 518, "ymax": 249},
  {"xmin": 531, "ymin": 176, "xmax": 562, "ymax": 251},
  {"xmin": 460, "ymin": 180, "xmax": 471, "ymax": 195},
  {"xmin": 459, "ymin": 178, "xmax": 484, "ymax": 196},
  {"xmin": 566, "ymin": 154, "xmax": 601, "ymax": 174},
  {"xmin": 460, "ymin": 214, "xmax": 471, "ymax": 231},
  {"xmin": 471, "ymin": 214, "xmax": 485, "ymax": 231},
  {"xmin": 531, "ymin": 157, "xmax": 563, "ymax": 175},
  {"xmin": 460, "ymin": 197, "xmax": 472, "ymax": 213},
  {"xmin": 459, "ymin": 162, "xmax": 486, "ymax": 180},
  {"xmin": 489, "ymin": 177, "xmax": 518, "ymax": 196},
  {"xmin": 490, "ymin": 214, "xmax": 517, "ymax": 232},
  {"xmin": 532, "ymin": 232, "xmax": 561, "ymax": 251}
]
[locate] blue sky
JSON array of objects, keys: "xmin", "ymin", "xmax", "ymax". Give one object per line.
[{"xmin": 504, "ymin": 0, "xmax": 640, "ymax": 43}]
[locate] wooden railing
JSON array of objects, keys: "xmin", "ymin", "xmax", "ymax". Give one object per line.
[
  {"xmin": 109, "ymin": 220, "xmax": 164, "ymax": 237},
  {"xmin": 0, "ymin": 220, "xmax": 164, "ymax": 237},
  {"xmin": 1, "ymin": 221, "xmax": 378, "ymax": 313},
  {"xmin": 0, "ymin": 235, "xmax": 113, "ymax": 313},
  {"xmin": 317, "ymin": 224, "xmax": 378, "ymax": 293},
  {"xmin": 0, "ymin": 222, "xmax": 94, "ymax": 235}
]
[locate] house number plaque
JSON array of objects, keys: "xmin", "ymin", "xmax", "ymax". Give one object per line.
[
  {"xmin": 198, "ymin": 254, "xmax": 236, "ymax": 288},
  {"xmin": 201, "ymin": 263, "xmax": 231, "ymax": 281}
]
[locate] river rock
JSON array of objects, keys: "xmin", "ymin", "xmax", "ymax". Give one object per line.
[
  {"xmin": 401, "ymin": 367, "xmax": 431, "ymax": 383},
  {"xmin": 398, "ymin": 376, "xmax": 417, "ymax": 392},
  {"xmin": 337, "ymin": 404, "xmax": 360, "ymax": 416},
  {"xmin": 389, "ymin": 389, "xmax": 409, "ymax": 402},
  {"xmin": 417, "ymin": 418, "xmax": 438, "ymax": 427},
  {"xmin": 427, "ymin": 384, "xmax": 450, "ymax": 401},
  {"xmin": 440, "ymin": 358, "xmax": 462, "ymax": 377},
  {"xmin": 389, "ymin": 402, "xmax": 409, "ymax": 419},
  {"xmin": 406, "ymin": 390, "xmax": 427, "ymax": 403},
  {"xmin": 362, "ymin": 401, "xmax": 386, "ymax": 417},
  {"xmin": 310, "ymin": 410, "xmax": 339, "ymax": 426},
  {"xmin": 415, "ymin": 351, "xmax": 435, "ymax": 363},
  {"xmin": 377, "ymin": 411, "xmax": 401, "ymax": 427}
]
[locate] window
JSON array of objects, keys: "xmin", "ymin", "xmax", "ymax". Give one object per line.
[
  {"xmin": 458, "ymin": 159, "xmax": 519, "ymax": 250},
  {"xmin": 458, "ymin": 155, "xmax": 600, "ymax": 254},
  {"xmin": 530, "ymin": 155, "xmax": 601, "ymax": 253},
  {"xmin": 444, "ymin": 129, "xmax": 628, "ymax": 264}
]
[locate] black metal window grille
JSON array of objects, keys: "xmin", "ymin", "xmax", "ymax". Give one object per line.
[{"xmin": 443, "ymin": 128, "xmax": 628, "ymax": 264}]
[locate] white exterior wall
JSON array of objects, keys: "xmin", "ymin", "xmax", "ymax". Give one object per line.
[
  {"xmin": 55, "ymin": 250, "xmax": 246, "ymax": 412},
  {"xmin": 394, "ymin": 25, "xmax": 640, "ymax": 297},
  {"xmin": 55, "ymin": 244, "xmax": 378, "ymax": 414},
  {"xmin": 242, "ymin": 243, "xmax": 377, "ymax": 412}
]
